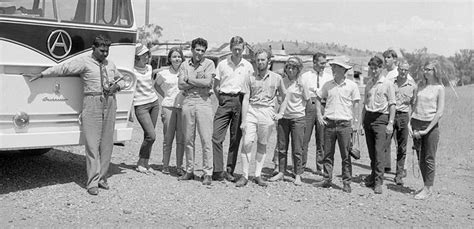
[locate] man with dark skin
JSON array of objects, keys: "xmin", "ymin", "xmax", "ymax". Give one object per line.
[{"xmin": 25, "ymin": 35, "xmax": 124, "ymax": 195}]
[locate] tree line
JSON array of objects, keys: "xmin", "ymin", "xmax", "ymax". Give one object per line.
[{"xmin": 137, "ymin": 25, "xmax": 473, "ymax": 86}]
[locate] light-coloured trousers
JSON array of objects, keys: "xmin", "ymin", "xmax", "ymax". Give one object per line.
[
  {"xmin": 82, "ymin": 95, "xmax": 116, "ymax": 189},
  {"xmin": 161, "ymin": 106, "xmax": 185, "ymax": 169},
  {"xmin": 181, "ymin": 95, "xmax": 214, "ymax": 175}
]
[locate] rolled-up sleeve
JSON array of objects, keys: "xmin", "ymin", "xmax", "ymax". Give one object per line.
[{"xmin": 41, "ymin": 58, "xmax": 86, "ymax": 77}]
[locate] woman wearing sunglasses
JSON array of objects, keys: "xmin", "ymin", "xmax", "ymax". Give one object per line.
[{"xmin": 411, "ymin": 61, "xmax": 445, "ymax": 200}]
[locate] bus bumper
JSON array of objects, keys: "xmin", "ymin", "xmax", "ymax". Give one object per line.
[{"xmin": 0, "ymin": 127, "xmax": 133, "ymax": 150}]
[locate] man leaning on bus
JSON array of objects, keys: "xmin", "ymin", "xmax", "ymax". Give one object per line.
[{"xmin": 24, "ymin": 35, "xmax": 125, "ymax": 196}]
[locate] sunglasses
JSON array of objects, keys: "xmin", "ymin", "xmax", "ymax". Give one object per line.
[{"xmin": 286, "ymin": 65, "xmax": 299, "ymax": 70}]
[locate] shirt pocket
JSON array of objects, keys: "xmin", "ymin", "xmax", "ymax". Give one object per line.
[
  {"xmin": 196, "ymin": 71, "xmax": 205, "ymax": 79},
  {"xmin": 374, "ymin": 89, "xmax": 386, "ymax": 105}
]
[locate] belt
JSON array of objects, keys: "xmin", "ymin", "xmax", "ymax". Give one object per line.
[
  {"xmin": 396, "ymin": 110, "xmax": 408, "ymax": 114},
  {"xmin": 84, "ymin": 91, "xmax": 116, "ymax": 97},
  {"xmin": 325, "ymin": 119, "xmax": 351, "ymax": 124},
  {"xmin": 84, "ymin": 92, "xmax": 102, "ymax": 96},
  {"xmin": 219, "ymin": 92, "xmax": 241, "ymax": 97}
]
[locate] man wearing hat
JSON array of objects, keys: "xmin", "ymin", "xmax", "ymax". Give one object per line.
[{"xmin": 313, "ymin": 59, "xmax": 360, "ymax": 193}]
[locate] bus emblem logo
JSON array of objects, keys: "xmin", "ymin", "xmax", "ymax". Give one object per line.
[
  {"xmin": 54, "ymin": 82, "xmax": 61, "ymax": 95},
  {"xmin": 47, "ymin": 30, "xmax": 72, "ymax": 59}
]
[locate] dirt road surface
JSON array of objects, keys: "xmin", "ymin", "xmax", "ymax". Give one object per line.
[{"xmin": 1, "ymin": 87, "xmax": 473, "ymax": 227}]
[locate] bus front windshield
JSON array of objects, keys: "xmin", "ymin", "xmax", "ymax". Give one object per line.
[{"xmin": 0, "ymin": 0, "xmax": 133, "ymax": 27}]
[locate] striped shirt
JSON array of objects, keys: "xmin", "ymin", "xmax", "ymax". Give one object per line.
[
  {"xmin": 242, "ymin": 70, "xmax": 285, "ymax": 107},
  {"xmin": 133, "ymin": 65, "xmax": 159, "ymax": 106}
]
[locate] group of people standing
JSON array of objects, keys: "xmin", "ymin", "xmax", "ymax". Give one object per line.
[{"xmin": 25, "ymin": 35, "xmax": 444, "ymax": 200}]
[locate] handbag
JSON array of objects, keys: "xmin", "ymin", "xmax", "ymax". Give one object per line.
[{"xmin": 349, "ymin": 131, "xmax": 361, "ymax": 160}]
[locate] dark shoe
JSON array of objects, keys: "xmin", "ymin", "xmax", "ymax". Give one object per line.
[
  {"xmin": 313, "ymin": 179, "xmax": 331, "ymax": 188},
  {"xmin": 394, "ymin": 176, "xmax": 404, "ymax": 185},
  {"xmin": 162, "ymin": 166, "xmax": 170, "ymax": 175},
  {"xmin": 374, "ymin": 184, "xmax": 383, "ymax": 194},
  {"xmin": 225, "ymin": 172, "xmax": 236, "ymax": 182},
  {"xmin": 87, "ymin": 187, "xmax": 99, "ymax": 195},
  {"xmin": 178, "ymin": 172, "xmax": 194, "ymax": 181},
  {"xmin": 342, "ymin": 183, "xmax": 352, "ymax": 193},
  {"xmin": 177, "ymin": 168, "xmax": 185, "ymax": 176},
  {"xmin": 202, "ymin": 175, "xmax": 212, "ymax": 185},
  {"xmin": 362, "ymin": 175, "xmax": 375, "ymax": 187},
  {"xmin": 98, "ymin": 180, "xmax": 109, "ymax": 190},
  {"xmin": 212, "ymin": 172, "xmax": 225, "ymax": 181},
  {"xmin": 253, "ymin": 176, "xmax": 268, "ymax": 187},
  {"xmin": 384, "ymin": 167, "xmax": 392, "ymax": 173},
  {"xmin": 235, "ymin": 176, "xmax": 248, "ymax": 187}
]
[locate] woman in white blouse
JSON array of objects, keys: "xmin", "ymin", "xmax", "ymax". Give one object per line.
[{"xmin": 154, "ymin": 47, "xmax": 185, "ymax": 176}]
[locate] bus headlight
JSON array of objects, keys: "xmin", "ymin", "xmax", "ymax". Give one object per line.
[
  {"xmin": 13, "ymin": 112, "xmax": 30, "ymax": 129},
  {"xmin": 118, "ymin": 69, "xmax": 136, "ymax": 91}
]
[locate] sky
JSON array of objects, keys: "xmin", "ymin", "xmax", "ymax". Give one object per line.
[{"xmin": 132, "ymin": 0, "xmax": 473, "ymax": 57}]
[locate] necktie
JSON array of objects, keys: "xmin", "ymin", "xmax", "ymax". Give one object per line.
[
  {"xmin": 100, "ymin": 63, "xmax": 110, "ymax": 91},
  {"xmin": 317, "ymin": 71, "xmax": 320, "ymax": 89}
]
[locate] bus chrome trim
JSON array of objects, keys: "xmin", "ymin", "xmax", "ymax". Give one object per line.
[
  {"xmin": 0, "ymin": 127, "xmax": 133, "ymax": 149},
  {"xmin": 0, "ymin": 17, "xmax": 136, "ymax": 32}
]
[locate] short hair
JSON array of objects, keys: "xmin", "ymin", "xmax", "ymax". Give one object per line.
[
  {"xmin": 93, "ymin": 35, "xmax": 112, "ymax": 48},
  {"xmin": 229, "ymin": 36, "xmax": 245, "ymax": 49},
  {"xmin": 368, "ymin": 56, "xmax": 384, "ymax": 68},
  {"xmin": 191, "ymin": 37, "xmax": 208, "ymax": 50},
  {"xmin": 254, "ymin": 48, "xmax": 272, "ymax": 61},
  {"xmin": 167, "ymin": 47, "xmax": 184, "ymax": 65},
  {"xmin": 313, "ymin": 52, "xmax": 327, "ymax": 62},
  {"xmin": 382, "ymin": 49, "xmax": 398, "ymax": 59}
]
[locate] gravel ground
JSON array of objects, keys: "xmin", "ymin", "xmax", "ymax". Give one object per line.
[{"xmin": 1, "ymin": 88, "xmax": 473, "ymax": 227}]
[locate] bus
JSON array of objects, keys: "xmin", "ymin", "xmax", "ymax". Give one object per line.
[{"xmin": 0, "ymin": 0, "xmax": 137, "ymax": 155}]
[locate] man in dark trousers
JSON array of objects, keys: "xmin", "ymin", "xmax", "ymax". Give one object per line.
[{"xmin": 212, "ymin": 36, "xmax": 254, "ymax": 182}]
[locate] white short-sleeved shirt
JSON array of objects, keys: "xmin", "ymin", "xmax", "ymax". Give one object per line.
[
  {"xmin": 318, "ymin": 79, "xmax": 360, "ymax": 121},
  {"xmin": 155, "ymin": 68, "xmax": 184, "ymax": 108},
  {"xmin": 282, "ymin": 77, "xmax": 311, "ymax": 119},
  {"xmin": 215, "ymin": 56, "xmax": 254, "ymax": 94},
  {"xmin": 300, "ymin": 68, "xmax": 333, "ymax": 98}
]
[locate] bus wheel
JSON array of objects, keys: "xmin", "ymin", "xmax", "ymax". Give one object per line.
[{"xmin": 20, "ymin": 148, "xmax": 52, "ymax": 156}]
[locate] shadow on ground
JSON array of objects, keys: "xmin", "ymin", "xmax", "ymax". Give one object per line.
[{"xmin": 0, "ymin": 149, "xmax": 125, "ymax": 194}]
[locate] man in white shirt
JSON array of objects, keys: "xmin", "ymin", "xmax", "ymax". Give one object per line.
[
  {"xmin": 300, "ymin": 52, "xmax": 333, "ymax": 176},
  {"xmin": 212, "ymin": 36, "xmax": 254, "ymax": 182}
]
